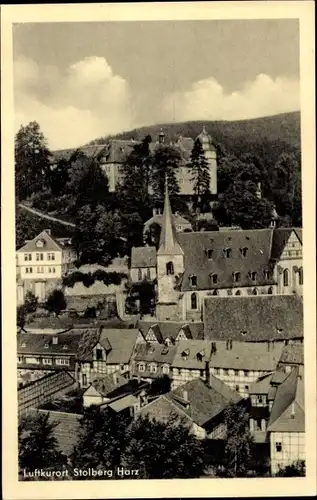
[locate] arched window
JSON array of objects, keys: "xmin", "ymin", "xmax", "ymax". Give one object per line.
[
  {"xmin": 166, "ymin": 261, "xmax": 174, "ymax": 275},
  {"xmin": 268, "ymin": 286, "xmax": 273, "ymax": 295},
  {"xmin": 252, "ymin": 288, "xmax": 258, "ymax": 295},
  {"xmin": 191, "ymin": 292, "xmax": 198, "ymax": 310},
  {"xmin": 212, "ymin": 289, "xmax": 218, "ymax": 296},
  {"xmin": 298, "ymin": 267, "xmax": 303, "ymax": 285},
  {"xmin": 283, "ymin": 269, "xmax": 289, "ymax": 287},
  {"xmin": 138, "ymin": 268, "xmax": 142, "ymax": 281},
  {"xmin": 190, "ymin": 275, "xmax": 197, "ymax": 287},
  {"xmin": 235, "ymin": 290, "xmax": 241, "ymax": 296}
]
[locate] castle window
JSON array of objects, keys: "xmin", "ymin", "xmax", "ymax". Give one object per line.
[
  {"xmin": 268, "ymin": 287, "xmax": 273, "ymax": 295},
  {"xmin": 298, "ymin": 267, "xmax": 303, "ymax": 285},
  {"xmin": 207, "ymin": 249, "xmax": 213, "ymax": 259},
  {"xmin": 232, "ymin": 272, "xmax": 241, "ymax": 283},
  {"xmin": 190, "ymin": 275, "xmax": 197, "ymax": 287},
  {"xmin": 252, "ymin": 288, "xmax": 258, "ymax": 295},
  {"xmin": 224, "ymin": 248, "xmax": 232, "ymax": 258},
  {"xmin": 138, "ymin": 269, "xmax": 142, "ymax": 281},
  {"xmin": 191, "ymin": 292, "xmax": 198, "ymax": 310},
  {"xmin": 240, "ymin": 247, "xmax": 248, "ymax": 257},
  {"xmin": 166, "ymin": 261, "xmax": 174, "ymax": 275},
  {"xmin": 283, "ymin": 269, "xmax": 289, "ymax": 287},
  {"xmin": 250, "ymin": 272, "xmax": 257, "ymax": 281}
]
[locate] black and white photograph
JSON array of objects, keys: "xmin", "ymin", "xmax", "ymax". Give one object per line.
[{"xmin": 1, "ymin": 2, "xmax": 316, "ymax": 498}]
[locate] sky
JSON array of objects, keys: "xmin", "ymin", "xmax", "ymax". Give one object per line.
[{"xmin": 13, "ymin": 19, "xmax": 300, "ymax": 149}]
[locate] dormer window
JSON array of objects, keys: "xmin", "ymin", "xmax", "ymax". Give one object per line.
[
  {"xmin": 207, "ymin": 249, "xmax": 213, "ymax": 259},
  {"xmin": 224, "ymin": 248, "xmax": 232, "ymax": 258},
  {"xmin": 232, "ymin": 272, "xmax": 241, "ymax": 283},
  {"xmin": 21, "ymin": 342, "xmax": 26, "ymax": 348},
  {"xmin": 166, "ymin": 261, "xmax": 174, "ymax": 275},
  {"xmin": 250, "ymin": 272, "xmax": 257, "ymax": 281},
  {"xmin": 190, "ymin": 275, "xmax": 197, "ymax": 287},
  {"xmin": 62, "ymin": 345, "xmax": 68, "ymax": 350},
  {"xmin": 181, "ymin": 348, "xmax": 190, "ymax": 360},
  {"xmin": 240, "ymin": 247, "xmax": 248, "ymax": 257},
  {"xmin": 96, "ymin": 348, "xmax": 103, "ymax": 361},
  {"xmin": 36, "ymin": 239, "xmax": 44, "ymax": 248},
  {"xmin": 196, "ymin": 349, "xmax": 205, "ymax": 361},
  {"xmin": 210, "ymin": 273, "xmax": 218, "ymax": 284},
  {"xmin": 44, "ymin": 343, "xmax": 49, "ymax": 349}
]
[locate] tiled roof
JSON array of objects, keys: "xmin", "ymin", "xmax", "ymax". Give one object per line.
[
  {"xmin": 137, "ymin": 321, "xmax": 204, "ymax": 343},
  {"xmin": 278, "ymin": 344, "xmax": 304, "ymax": 365},
  {"xmin": 209, "ymin": 341, "xmax": 284, "ymax": 371},
  {"xmin": 169, "ymin": 377, "xmax": 241, "ymax": 426},
  {"xmin": 204, "ymin": 295, "xmax": 303, "ymax": 342},
  {"xmin": 172, "ymin": 340, "xmax": 212, "ymax": 369},
  {"xmin": 132, "ymin": 343, "xmax": 176, "ymax": 364},
  {"xmin": 76, "ymin": 327, "xmax": 140, "ymax": 364},
  {"xmin": 131, "ymin": 246, "xmax": 157, "ymax": 268},
  {"xmin": 144, "ymin": 214, "xmax": 192, "ymax": 229},
  {"xmin": 17, "ymin": 230, "xmax": 63, "ymax": 253},
  {"xmin": 177, "ymin": 229, "xmax": 274, "ymax": 291},
  {"xmin": 267, "ymin": 368, "xmax": 304, "ymax": 432},
  {"xmin": 137, "ymin": 395, "xmax": 193, "ymax": 425},
  {"xmin": 89, "ymin": 372, "xmax": 128, "ymax": 397},
  {"xmin": 17, "ymin": 331, "xmax": 82, "ymax": 355}
]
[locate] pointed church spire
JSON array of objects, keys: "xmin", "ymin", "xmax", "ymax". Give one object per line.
[{"xmin": 157, "ymin": 175, "xmax": 184, "ymax": 256}]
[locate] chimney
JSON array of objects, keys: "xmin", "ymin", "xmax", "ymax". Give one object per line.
[{"xmin": 52, "ymin": 336, "xmax": 58, "ymax": 345}]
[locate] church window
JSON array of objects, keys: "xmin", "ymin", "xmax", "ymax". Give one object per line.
[
  {"xmin": 240, "ymin": 247, "xmax": 248, "ymax": 257},
  {"xmin": 252, "ymin": 288, "xmax": 258, "ymax": 295},
  {"xmin": 283, "ymin": 269, "xmax": 289, "ymax": 287},
  {"xmin": 224, "ymin": 248, "xmax": 232, "ymax": 258},
  {"xmin": 232, "ymin": 272, "xmax": 241, "ymax": 283},
  {"xmin": 298, "ymin": 267, "xmax": 303, "ymax": 285},
  {"xmin": 235, "ymin": 290, "xmax": 241, "ymax": 296},
  {"xmin": 207, "ymin": 249, "xmax": 213, "ymax": 259},
  {"xmin": 190, "ymin": 275, "xmax": 197, "ymax": 287},
  {"xmin": 166, "ymin": 261, "xmax": 174, "ymax": 275},
  {"xmin": 191, "ymin": 292, "xmax": 198, "ymax": 310},
  {"xmin": 268, "ymin": 287, "xmax": 273, "ymax": 295},
  {"xmin": 138, "ymin": 269, "xmax": 142, "ymax": 281}
]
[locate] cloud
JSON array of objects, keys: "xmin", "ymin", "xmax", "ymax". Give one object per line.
[
  {"xmin": 14, "ymin": 56, "xmax": 135, "ymax": 149},
  {"xmin": 161, "ymin": 73, "xmax": 300, "ymax": 122}
]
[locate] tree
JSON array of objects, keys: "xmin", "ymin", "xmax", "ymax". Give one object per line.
[
  {"xmin": 19, "ymin": 412, "xmax": 67, "ymax": 476},
  {"xmin": 223, "ymin": 404, "xmax": 254, "ymax": 477},
  {"xmin": 17, "ymin": 305, "xmax": 26, "ymax": 328},
  {"xmin": 71, "ymin": 406, "xmax": 130, "ymax": 476},
  {"xmin": 49, "ymin": 158, "xmax": 70, "ymax": 196},
  {"xmin": 144, "ymin": 222, "xmax": 161, "ymax": 248},
  {"xmin": 148, "ymin": 375, "xmax": 171, "ymax": 396},
  {"xmin": 24, "ymin": 291, "xmax": 38, "ymax": 313},
  {"xmin": 275, "ymin": 460, "xmax": 305, "ymax": 477},
  {"xmin": 197, "ymin": 218, "xmax": 219, "ymax": 232},
  {"xmin": 150, "ymin": 145, "xmax": 181, "ymax": 209},
  {"xmin": 45, "ymin": 289, "xmax": 67, "ymax": 316},
  {"xmin": 122, "ymin": 414, "xmax": 205, "ymax": 479},
  {"xmin": 189, "ymin": 138, "xmax": 211, "ymax": 213},
  {"xmin": 269, "ymin": 153, "xmax": 301, "ymax": 223},
  {"xmin": 15, "ymin": 121, "xmax": 52, "ymax": 201}
]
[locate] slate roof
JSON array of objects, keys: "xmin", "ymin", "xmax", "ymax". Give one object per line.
[
  {"xmin": 131, "ymin": 246, "xmax": 157, "ymax": 268},
  {"xmin": 267, "ymin": 368, "xmax": 305, "ymax": 432},
  {"xmin": 76, "ymin": 327, "xmax": 140, "ymax": 364},
  {"xmin": 27, "ymin": 410, "xmax": 82, "ymax": 458},
  {"xmin": 209, "ymin": 341, "xmax": 284, "ymax": 371},
  {"xmin": 137, "ymin": 321, "xmax": 204, "ymax": 343},
  {"xmin": 172, "ymin": 340, "xmax": 212, "ymax": 369},
  {"xmin": 17, "ymin": 331, "xmax": 82, "ymax": 355},
  {"xmin": 17, "ymin": 230, "xmax": 64, "ymax": 253},
  {"xmin": 278, "ymin": 343, "xmax": 304, "ymax": 365},
  {"xmin": 204, "ymin": 295, "xmax": 303, "ymax": 342},
  {"xmin": 176, "ymin": 229, "xmax": 274, "ymax": 291},
  {"xmin": 132, "ymin": 343, "xmax": 176, "ymax": 364}
]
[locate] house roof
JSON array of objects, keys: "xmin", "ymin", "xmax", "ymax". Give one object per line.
[
  {"xmin": 137, "ymin": 395, "xmax": 193, "ymax": 425},
  {"xmin": 131, "ymin": 246, "xmax": 157, "ymax": 268},
  {"xmin": 108, "ymin": 394, "xmax": 139, "ymax": 412},
  {"xmin": 278, "ymin": 343, "xmax": 304, "ymax": 366},
  {"xmin": 172, "ymin": 340, "xmax": 212, "ymax": 369},
  {"xmin": 176, "ymin": 229, "xmax": 274, "ymax": 291},
  {"xmin": 137, "ymin": 321, "xmax": 204, "ymax": 343},
  {"xmin": 87, "ymin": 372, "xmax": 128, "ymax": 397},
  {"xmin": 132, "ymin": 343, "xmax": 177, "ymax": 364},
  {"xmin": 17, "ymin": 331, "xmax": 82, "ymax": 355},
  {"xmin": 168, "ymin": 377, "xmax": 241, "ymax": 426},
  {"xmin": 249, "ymin": 373, "xmax": 274, "ymax": 395},
  {"xmin": 209, "ymin": 340, "xmax": 284, "ymax": 371},
  {"xmin": 76, "ymin": 327, "xmax": 140, "ymax": 364},
  {"xmin": 144, "ymin": 214, "xmax": 192, "ymax": 229},
  {"xmin": 204, "ymin": 295, "xmax": 303, "ymax": 342},
  {"xmin": 26, "ymin": 410, "xmax": 81, "ymax": 458},
  {"xmin": 267, "ymin": 368, "xmax": 305, "ymax": 432},
  {"xmin": 17, "ymin": 230, "xmax": 63, "ymax": 253},
  {"xmin": 270, "ymin": 228, "xmax": 302, "ymax": 260}
]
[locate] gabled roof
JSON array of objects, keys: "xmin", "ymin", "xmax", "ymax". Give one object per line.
[
  {"xmin": 267, "ymin": 368, "xmax": 304, "ymax": 432},
  {"xmin": 17, "ymin": 331, "xmax": 82, "ymax": 355},
  {"xmin": 176, "ymin": 229, "xmax": 274, "ymax": 291},
  {"xmin": 172, "ymin": 340, "xmax": 212, "ymax": 369},
  {"xmin": 131, "ymin": 246, "xmax": 157, "ymax": 268},
  {"xmin": 17, "ymin": 230, "xmax": 63, "ymax": 253},
  {"xmin": 168, "ymin": 377, "xmax": 242, "ymax": 426},
  {"xmin": 137, "ymin": 395, "xmax": 193, "ymax": 425},
  {"xmin": 137, "ymin": 321, "xmax": 204, "ymax": 343},
  {"xmin": 209, "ymin": 341, "xmax": 284, "ymax": 371},
  {"xmin": 204, "ymin": 295, "xmax": 303, "ymax": 342}
]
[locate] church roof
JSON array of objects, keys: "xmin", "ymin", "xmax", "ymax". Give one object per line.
[
  {"xmin": 131, "ymin": 246, "xmax": 157, "ymax": 268},
  {"xmin": 157, "ymin": 179, "xmax": 184, "ymax": 256}
]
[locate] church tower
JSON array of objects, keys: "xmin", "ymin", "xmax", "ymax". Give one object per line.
[
  {"xmin": 196, "ymin": 126, "xmax": 217, "ymax": 196},
  {"xmin": 156, "ymin": 177, "xmax": 184, "ymax": 321}
]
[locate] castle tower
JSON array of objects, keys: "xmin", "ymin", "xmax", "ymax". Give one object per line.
[
  {"xmin": 196, "ymin": 126, "xmax": 217, "ymax": 196},
  {"xmin": 156, "ymin": 177, "xmax": 184, "ymax": 321}
]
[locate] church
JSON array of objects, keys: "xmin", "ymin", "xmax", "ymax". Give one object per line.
[{"xmin": 130, "ymin": 181, "xmax": 303, "ymax": 322}]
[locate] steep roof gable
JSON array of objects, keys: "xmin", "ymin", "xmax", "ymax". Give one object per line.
[{"xmin": 17, "ymin": 230, "xmax": 63, "ymax": 253}]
